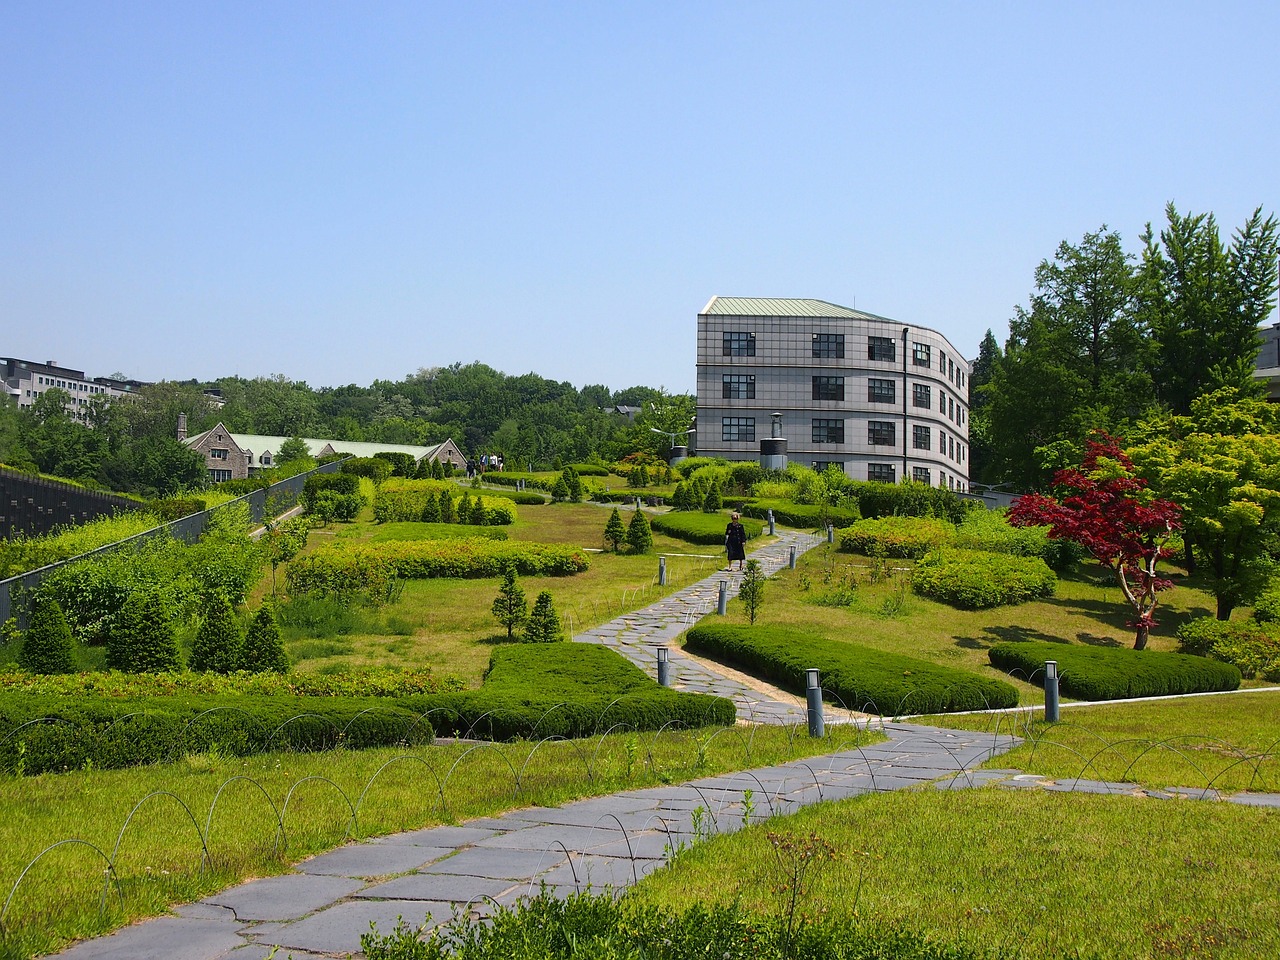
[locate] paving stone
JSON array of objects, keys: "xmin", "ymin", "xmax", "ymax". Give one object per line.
[
  {"xmin": 371, "ymin": 824, "xmax": 499, "ymax": 848},
  {"xmin": 54, "ymin": 917, "xmax": 246, "ymax": 960},
  {"xmin": 203, "ymin": 873, "xmax": 366, "ymax": 922},
  {"xmin": 250, "ymin": 900, "xmax": 452, "ymax": 956},
  {"xmin": 227, "ymin": 945, "xmax": 332, "ymax": 960},
  {"xmin": 358, "ymin": 872, "xmax": 519, "ymax": 903},
  {"xmin": 420, "ymin": 846, "xmax": 568, "ymax": 880},
  {"xmin": 1228, "ymin": 793, "xmax": 1280, "ymax": 807},
  {"xmin": 295, "ymin": 842, "xmax": 454, "ymax": 877}
]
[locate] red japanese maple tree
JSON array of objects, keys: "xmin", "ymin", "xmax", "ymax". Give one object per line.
[{"xmin": 1008, "ymin": 433, "xmax": 1182, "ymax": 650}]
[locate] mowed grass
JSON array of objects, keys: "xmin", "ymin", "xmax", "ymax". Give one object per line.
[
  {"xmin": 0, "ymin": 724, "xmax": 868, "ymax": 960},
  {"xmin": 628, "ymin": 785, "xmax": 1280, "ymax": 960},
  {"xmin": 701, "ymin": 542, "xmax": 1228, "ymax": 709},
  {"xmin": 288, "ymin": 501, "xmax": 745, "ymax": 683},
  {"xmin": 924, "ymin": 690, "xmax": 1280, "ymax": 792}
]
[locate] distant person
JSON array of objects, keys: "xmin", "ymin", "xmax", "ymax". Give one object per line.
[
  {"xmin": 725, "ymin": 512, "xmax": 747, "ymax": 572},
  {"xmin": 466, "ymin": 458, "xmax": 476, "ymax": 478}
]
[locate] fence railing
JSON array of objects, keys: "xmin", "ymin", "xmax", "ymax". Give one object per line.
[{"xmin": 0, "ymin": 461, "xmax": 345, "ymax": 626}]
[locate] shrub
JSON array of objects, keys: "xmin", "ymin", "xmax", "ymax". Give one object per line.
[
  {"xmin": 375, "ymin": 480, "xmax": 517, "ymax": 525},
  {"xmin": 604, "ymin": 508, "xmax": 627, "ymax": 552},
  {"xmin": 911, "ymin": 549, "xmax": 1056, "ymax": 609},
  {"xmin": 146, "ymin": 497, "xmax": 207, "ymax": 522},
  {"xmin": 988, "ymin": 641, "xmax": 1242, "ymax": 700},
  {"xmin": 190, "ymin": 594, "xmax": 245, "ymax": 674},
  {"xmin": 953, "ymin": 508, "xmax": 1085, "ymax": 572},
  {"xmin": 106, "ymin": 592, "xmax": 182, "ymax": 673},
  {"xmin": 1252, "ymin": 583, "xmax": 1280, "ymax": 623},
  {"xmin": 0, "ymin": 666, "xmax": 454, "ymax": 698},
  {"xmin": 241, "ymin": 607, "xmax": 290, "ymax": 674},
  {"xmin": 686, "ymin": 622, "xmax": 1018, "ymax": 715},
  {"xmin": 1177, "ymin": 617, "xmax": 1280, "ymax": 681},
  {"xmin": 847, "ymin": 480, "xmax": 971, "ymax": 523},
  {"xmin": 649, "ymin": 511, "xmax": 763, "ymax": 546},
  {"xmin": 373, "ymin": 451, "xmax": 416, "ymax": 477},
  {"xmin": 740, "ymin": 499, "xmax": 861, "ymax": 529},
  {"xmin": 838, "ymin": 516, "xmax": 955, "ymax": 559},
  {"xmin": 524, "ymin": 591, "xmax": 564, "ymax": 643},
  {"xmin": 738, "ymin": 560, "xmax": 765, "ymax": 624},
  {"xmin": 492, "ymin": 567, "xmax": 528, "ymax": 640},
  {"xmin": 627, "ymin": 508, "xmax": 653, "ymax": 553},
  {"xmin": 368, "ymin": 522, "xmax": 507, "ymax": 543},
  {"xmin": 18, "ymin": 596, "xmax": 76, "ymax": 675},
  {"xmin": 341, "ymin": 457, "xmax": 393, "ymax": 482}
]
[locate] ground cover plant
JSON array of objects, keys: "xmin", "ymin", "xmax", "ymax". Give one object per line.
[
  {"xmin": 911, "ymin": 548, "xmax": 1057, "ymax": 609},
  {"xmin": 837, "ymin": 516, "xmax": 955, "ymax": 559},
  {"xmin": 0, "ymin": 723, "xmax": 866, "ymax": 960},
  {"xmin": 628, "ymin": 784, "xmax": 1280, "ymax": 960}
]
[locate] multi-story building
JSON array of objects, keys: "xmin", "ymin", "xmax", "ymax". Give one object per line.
[
  {"xmin": 1, "ymin": 357, "xmax": 146, "ymax": 421},
  {"xmin": 695, "ymin": 297, "xmax": 971, "ymax": 491}
]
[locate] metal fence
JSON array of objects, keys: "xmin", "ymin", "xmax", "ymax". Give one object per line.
[
  {"xmin": 0, "ymin": 460, "xmax": 344, "ymax": 627},
  {"xmin": 0, "ymin": 469, "xmax": 144, "ymax": 540}
]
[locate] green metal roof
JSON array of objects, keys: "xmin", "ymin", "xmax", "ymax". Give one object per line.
[
  {"xmin": 187, "ymin": 427, "xmax": 449, "ymax": 461},
  {"xmin": 699, "ymin": 297, "xmax": 896, "ymax": 322}
]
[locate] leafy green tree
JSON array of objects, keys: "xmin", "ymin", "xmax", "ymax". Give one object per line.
[
  {"xmin": 107, "ymin": 592, "xmax": 181, "ymax": 673},
  {"xmin": 550, "ymin": 475, "xmax": 570, "ymax": 502},
  {"xmin": 241, "ymin": 606, "xmax": 289, "ymax": 673},
  {"xmin": 561, "ymin": 466, "xmax": 583, "ymax": 503},
  {"xmin": 18, "ymin": 595, "xmax": 76, "ymax": 675},
  {"xmin": 1129, "ymin": 388, "xmax": 1280, "ymax": 619},
  {"xmin": 626, "ymin": 507, "xmax": 653, "ymax": 554},
  {"xmin": 702, "ymin": 482, "xmax": 723, "ymax": 513},
  {"xmin": 439, "ymin": 489, "xmax": 456, "ymax": 522},
  {"xmin": 603, "ymin": 508, "xmax": 627, "ymax": 552},
  {"xmin": 470, "ymin": 495, "xmax": 487, "ymax": 525},
  {"xmin": 491, "ymin": 566, "xmax": 528, "ymax": 640},
  {"xmin": 458, "ymin": 492, "xmax": 472, "ymax": 523},
  {"xmin": 1140, "ymin": 204, "xmax": 1279, "ymax": 414},
  {"xmin": 738, "ymin": 560, "xmax": 765, "ymax": 624},
  {"xmin": 524, "ymin": 590, "xmax": 563, "ymax": 643},
  {"xmin": 190, "ymin": 594, "xmax": 245, "ymax": 674},
  {"xmin": 264, "ymin": 516, "xmax": 309, "ymax": 596},
  {"xmin": 420, "ymin": 490, "xmax": 441, "ymax": 523},
  {"xmin": 277, "ymin": 436, "xmax": 311, "ymax": 463}
]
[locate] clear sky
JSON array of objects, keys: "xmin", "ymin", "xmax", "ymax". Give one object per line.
[{"xmin": 2, "ymin": 2, "xmax": 1276, "ymax": 394}]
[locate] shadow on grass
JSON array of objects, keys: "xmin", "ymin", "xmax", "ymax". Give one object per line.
[
  {"xmin": 954, "ymin": 625, "xmax": 1069, "ymax": 650},
  {"xmin": 479, "ymin": 632, "xmax": 525, "ymax": 646},
  {"xmin": 1076, "ymin": 632, "xmax": 1122, "ymax": 647}
]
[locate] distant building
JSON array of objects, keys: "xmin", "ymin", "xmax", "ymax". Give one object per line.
[
  {"xmin": 695, "ymin": 297, "xmax": 971, "ymax": 490},
  {"xmin": 2, "ymin": 357, "xmax": 147, "ymax": 422},
  {"xmin": 1254, "ymin": 324, "xmax": 1280, "ymax": 401},
  {"xmin": 181, "ymin": 419, "xmax": 465, "ymax": 482}
]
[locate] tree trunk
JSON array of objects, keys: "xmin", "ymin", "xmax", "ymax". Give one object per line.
[
  {"xmin": 1217, "ymin": 595, "xmax": 1235, "ymax": 621},
  {"xmin": 1133, "ymin": 624, "xmax": 1149, "ymax": 651}
]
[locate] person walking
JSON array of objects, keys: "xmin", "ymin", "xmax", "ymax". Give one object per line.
[{"xmin": 724, "ymin": 512, "xmax": 747, "ymax": 571}]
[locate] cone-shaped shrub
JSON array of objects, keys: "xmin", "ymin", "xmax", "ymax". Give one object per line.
[
  {"xmin": 627, "ymin": 507, "xmax": 653, "ymax": 554},
  {"xmin": 191, "ymin": 594, "xmax": 245, "ymax": 674},
  {"xmin": 107, "ymin": 592, "xmax": 181, "ymax": 673},
  {"xmin": 470, "ymin": 495, "xmax": 487, "ymax": 525},
  {"xmin": 18, "ymin": 595, "xmax": 76, "ymax": 675},
  {"xmin": 604, "ymin": 508, "xmax": 627, "ymax": 552},
  {"xmin": 525, "ymin": 590, "xmax": 563, "ymax": 643},
  {"xmin": 491, "ymin": 565, "xmax": 527, "ymax": 639},
  {"xmin": 241, "ymin": 606, "xmax": 290, "ymax": 673},
  {"xmin": 420, "ymin": 490, "xmax": 441, "ymax": 523}
]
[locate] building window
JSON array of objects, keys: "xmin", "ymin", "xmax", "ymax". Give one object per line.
[
  {"xmin": 867, "ymin": 378, "xmax": 895, "ymax": 403},
  {"xmin": 210, "ymin": 448, "xmax": 229, "ymax": 460},
  {"xmin": 940, "ymin": 429, "xmax": 947, "ymax": 453},
  {"xmin": 912, "ymin": 425, "xmax": 931, "ymax": 450},
  {"xmin": 948, "ymin": 357, "xmax": 955, "ymax": 381},
  {"xmin": 948, "ymin": 395, "xmax": 955, "ymax": 420},
  {"xmin": 210, "ymin": 469, "xmax": 232, "ymax": 483},
  {"xmin": 812, "ymin": 376, "xmax": 845, "ymax": 401},
  {"xmin": 913, "ymin": 383, "xmax": 931, "ymax": 408},
  {"xmin": 912, "ymin": 466, "xmax": 931, "ymax": 484},
  {"xmin": 948, "ymin": 435, "xmax": 955, "ymax": 459},
  {"xmin": 812, "ymin": 333, "xmax": 845, "ymax": 359},
  {"xmin": 722, "ymin": 417, "xmax": 755, "ymax": 442},
  {"xmin": 812, "ymin": 418, "xmax": 845, "ymax": 444},
  {"xmin": 939, "ymin": 391, "xmax": 947, "ymax": 413},
  {"xmin": 868, "ymin": 463, "xmax": 896, "ymax": 483},
  {"xmin": 723, "ymin": 331, "xmax": 756, "ymax": 357},
  {"xmin": 722, "ymin": 374, "xmax": 756, "ymax": 399},
  {"xmin": 868, "ymin": 421, "xmax": 896, "ymax": 446},
  {"xmin": 868, "ymin": 336, "xmax": 896, "ymax": 362},
  {"xmin": 812, "ymin": 461, "xmax": 842, "ymax": 473},
  {"xmin": 912, "ymin": 342, "xmax": 932, "ymax": 367},
  {"xmin": 261, "ymin": 453, "xmax": 272, "ymax": 466}
]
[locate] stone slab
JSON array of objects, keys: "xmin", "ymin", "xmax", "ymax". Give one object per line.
[
  {"xmin": 358, "ymin": 872, "xmax": 518, "ymax": 903},
  {"xmin": 203, "ymin": 873, "xmax": 365, "ymax": 922},
  {"xmin": 419, "ymin": 846, "xmax": 568, "ymax": 880},
  {"xmin": 54, "ymin": 917, "xmax": 246, "ymax": 960},
  {"xmin": 295, "ymin": 843, "xmax": 453, "ymax": 877},
  {"xmin": 250, "ymin": 899, "xmax": 452, "ymax": 956}
]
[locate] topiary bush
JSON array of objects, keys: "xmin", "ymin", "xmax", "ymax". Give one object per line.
[
  {"xmin": 524, "ymin": 590, "xmax": 564, "ymax": 643},
  {"xmin": 649, "ymin": 511, "xmax": 763, "ymax": 546},
  {"xmin": 627, "ymin": 508, "xmax": 653, "ymax": 553},
  {"xmin": 241, "ymin": 607, "xmax": 290, "ymax": 674},
  {"xmin": 952, "ymin": 509, "xmax": 1084, "ymax": 572},
  {"xmin": 1176, "ymin": 617, "xmax": 1280, "ymax": 681},
  {"xmin": 740, "ymin": 499, "xmax": 860, "ymax": 529},
  {"xmin": 847, "ymin": 480, "xmax": 971, "ymax": 523},
  {"xmin": 911, "ymin": 549, "xmax": 1057, "ymax": 609},
  {"xmin": 685, "ymin": 622, "xmax": 1018, "ymax": 715},
  {"xmin": 106, "ymin": 592, "xmax": 182, "ymax": 673},
  {"xmin": 190, "ymin": 594, "xmax": 245, "ymax": 674},
  {"xmin": 988, "ymin": 641, "xmax": 1242, "ymax": 700},
  {"xmin": 18, "ymin": 595, "xmax": 76, "ymax": 675},
  {"xmin": 838, "ymin": 516, "xmax": 955, "ymax": 559}
]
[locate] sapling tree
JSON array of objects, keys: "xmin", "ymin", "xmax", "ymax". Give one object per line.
[
  {"xmin": 491, "ymin": 566, "xmax": 528, "ymax": 640},
  {"xmin": 739, "ymin": 560, "xmax": 766, "ymax": 624},
  {"xmin": 264, "ymin": 516, "xmax": 309, "ymax": 596},
  {"xmin": 1009, "ymin": 433, "xmax": 1181, "ymax": 649},
  {"xmin": 524, "ymin": 591, "xmax": 563, "ymax": 643}
]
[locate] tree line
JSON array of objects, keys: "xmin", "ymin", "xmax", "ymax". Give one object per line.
[{"xmin": 0, "ymin": 362, "xmax": 694, "ymax": 498}]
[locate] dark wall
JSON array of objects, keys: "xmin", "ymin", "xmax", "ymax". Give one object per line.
[{"xmin": 0, "ymin": 469, "xmax": 143, "ymax": 540}]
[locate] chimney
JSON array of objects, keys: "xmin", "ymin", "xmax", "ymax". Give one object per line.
[{"xmin": 177, "ymin": 412, "xmax": 188, "ymax": 442}]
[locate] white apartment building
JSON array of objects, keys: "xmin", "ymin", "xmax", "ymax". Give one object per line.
[
  {"xmin": 2, "ymin": 357, "xmax": 145, "ymax": 421},
  {"xmin": 695, "ymin": 297, "xmax": 971, "ymax": 490}
]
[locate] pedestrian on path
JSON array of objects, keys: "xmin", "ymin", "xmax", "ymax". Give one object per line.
[{"xmin": 725, "ymin": 512, "xmax": 747, "ymax": 571}]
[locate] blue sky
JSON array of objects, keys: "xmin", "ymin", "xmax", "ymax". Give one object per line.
[{"xmin": 2, "ymin": 2, "xmax": 1276, "ymax": 394}]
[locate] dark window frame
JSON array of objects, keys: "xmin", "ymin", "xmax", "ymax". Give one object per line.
[
  {"xmin": 811, "ymin": 418, "xmax": 845, "ymax": 444},
  {"xmin": 812, "ymin": 375, "xmax": 845, "ymax": 401},
  {"xmin": 722, "ymin": 331, "xmax": 757, "ymax": 357},
  {"xmin": 812, "ymin": 333, "xmax": 846, "ymax": 359},
  {"xmin": 868, "ymin": 336, "xmax": 896, "ymax": 362},
  {"xmin": 868, "ymin": 421, "xmax": 896, "ymax": 446},
  {"xmin": 721, "ymin": 373, "xmax": 756, "ymax": 400},
  {"xmin": 867, "ymin": 378, "xmax": 896, "ymax": 404}
]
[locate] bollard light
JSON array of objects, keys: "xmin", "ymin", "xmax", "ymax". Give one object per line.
[
  {"xmin": 826, "ymin": 524, "xmax": 835, "ymax": 544},
  {"xmin": 657, "ymin": 646, "xmax": 670, "ymax": 686},
  {"xmin": 788, "ymin": 545, "xmax": 796, "ymax": 569},
  {"xmin": 767, "ymin": 508, "xmax": 776, "ymax": 536},
  {"xmin": 658, "ymin": 556, "xmax": 667, "ymax": 586},
  {"xmin": 806, "ymin": 668, "xmax": 825, "ymax": 738},
  {"xmin": 1045, "ymin": 659, "xmax": 1060, "ymax": 723},
  {"xmin": 717, "ymin": 580, "xmax": 728, "ymax": 616}
]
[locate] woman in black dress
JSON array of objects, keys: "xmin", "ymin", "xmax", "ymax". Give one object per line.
[{"xmin": 725, "ymin": 512, "xmax": 747, "ymax": 571}]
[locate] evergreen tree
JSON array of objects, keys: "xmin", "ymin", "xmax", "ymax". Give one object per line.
[
  {"xmin": 627, "ymin": 507, "xmax": 653, "ymax": 553},
  {"xmin": 191, "ymin": 594, "xmax": 245, "ymax": 674},
  {"xmin": 18, "ymin": 594, "xmax": 76, "ymax": 675},
  {"xmin": 739, "ymin": 559, "xmax": 766, "ymax": 624},
  {"xmin": 702, "ymin": 482, "xmax": 723, "ymax": 513},
  {"xmin": 562, "ymin": 466, "xmax": 583, "ymax": 502},
  {"xmin": 671, "ymin": 482, "xmax": 692, "ymax": 511},
  {"xmin": 550, "ymin": 475, "xmax": 570, "ymax": 502},
  {"xmin": 107, "ymin": 592, "xmax": 181, "ymax": 673},
  {"xmin": 241, "ymin": 606, "xmax": 289, "ymax": 673},
  {"xmin": 491, "ymin": 566, "xmax": 528, "ymax": 639},
  {"xmin": 458, "ymin": 492, "xmax": 472, "ymax": 523},
  {"xmin": 525, "ymin": 590, "xmax": 563, "ymax": 643},
  {"xmin": 420, "ymin": 490, "xmax": 441, "ymax": 522},
  {"xmin": 439, "ymin": 489, "xmax": 455, "ymax": 522},
  {"xmin": 470, "ymin": 495, "xmax": 487, "ymax": 525},
  {"xmin": 604, "ymin": 507, "xmax": 628, "ymax": 552}
]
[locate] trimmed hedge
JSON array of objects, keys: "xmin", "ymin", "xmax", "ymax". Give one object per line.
[
  {"xmin": 368, "ymin": 522, "xmax": 508, "ymax": 543},
  {"xmin": 988, "ymin": 641, "xmax": 1242, "ymax": 700},
  {"xmin": 649, "ymin": 511, "xmax": 764, "ymax": 546},
  {"xmin": 405, "ymin": 643, "xmax": 737, "ymax": 740},
  {"xmin": 0, "ymin": 692, "xmax": 433, "ymax": 776},
  {"xmin": 846, "ymin": 480, "xmax": 971, "ymax": 523},
  {"xmin": 912, "ymin": 549, "xmax": 1056, "ymax": 609},
  {"xmin": 0, "ymin": 666, "xmax": 459, "ymax": 698},
  {"xmin": 740, "ymin": 499, "xmax": 861, "ymax": 529},
  {"xmin": 685, "ymin": 622, "xmax": 1018, "ymax": 715},
  {"xmin": 838, "ymin": 516, "xmax": 955, "ymax": 559},
  {"xmin": 375, "ymin": 480, "xmax": 518, "ymax": 525}
]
